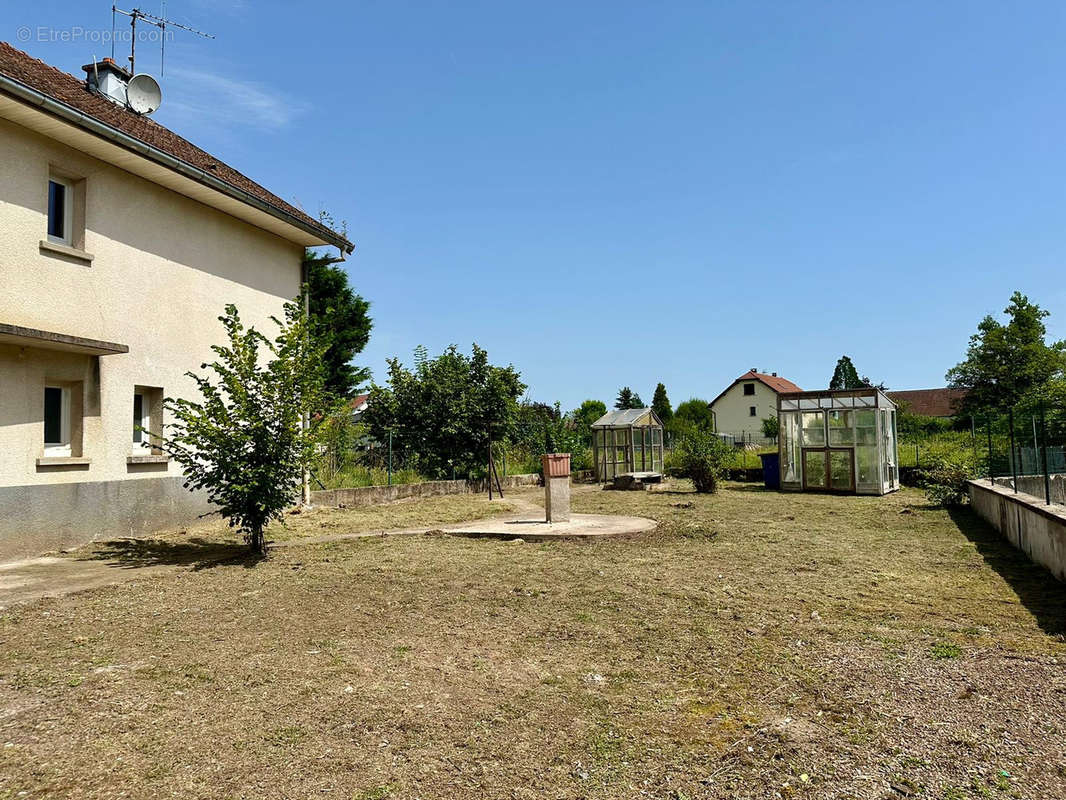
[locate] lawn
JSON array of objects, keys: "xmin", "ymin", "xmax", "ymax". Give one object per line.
[{"xmin": 1, "ymin": 483, "xmax": 1065, "ymax": 799}]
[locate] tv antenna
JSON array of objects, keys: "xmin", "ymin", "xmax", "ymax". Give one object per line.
[{"xmin": 112, "ymin": 3, "xmax": 214, "ymax": 76}]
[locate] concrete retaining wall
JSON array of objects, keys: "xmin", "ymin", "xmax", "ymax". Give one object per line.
[
  {"xmin": 968, "ymin": 480, "xmax": 1066, "ymax": 581},
  {"xmin": 0, "ymin": 476, "xmax": 212, "ymax": 563},
  {"xmin": 991, "ymin": 474, "xmax": 1066, "ymax": 506},
  {"xmin": 311, "ymin": 473, "xmax": 541, "ymax": 508}
]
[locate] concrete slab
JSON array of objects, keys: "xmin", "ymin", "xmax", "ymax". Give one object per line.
[{"xmin": 438, "ymin": 512, "xmax": 656, "ymax": 542}]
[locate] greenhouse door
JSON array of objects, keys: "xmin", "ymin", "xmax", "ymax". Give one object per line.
[{"xmin": 802, "ymin": 448, "xmax": 854, "ymax": 492}]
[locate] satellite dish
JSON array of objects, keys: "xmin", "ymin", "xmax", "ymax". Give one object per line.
[{"xmin": 126, "ymin": 74, "xmax": 162, "ymax": 115}]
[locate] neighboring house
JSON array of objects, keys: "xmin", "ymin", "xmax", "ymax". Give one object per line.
[
  {"xmin": 351, "ymin": 393, "xmax": 370, "ymax": 422},
  {"xmin": 0, "ymin": 45, "xmax": 352, "ymax": 561},
  {"xmin": 710, "ymin": 369, "xmax": 803, "ymax": 441},
  {"xmin": 887, "ymin": 388, "xmax": 968, "ymax": 418}
]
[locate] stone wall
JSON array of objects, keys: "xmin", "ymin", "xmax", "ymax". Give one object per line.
[
  {"xmin": 311, "ymin": 473, "xmax": 541, "ymax": 509},
  {"xmin": 968, "ymin": 480, "xmax": 1066, "ymax": 581}
]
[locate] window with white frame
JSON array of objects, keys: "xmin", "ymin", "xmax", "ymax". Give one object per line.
[
  {"xmin": 132, "ymin": 391, "xmax": 149, "ymax": 451},
  {"xmin": 132, "ymin": 386, "xmax": 164, "ymax": 454},
  {"xmin": 47, "ymin": 177, "xmax": 73, "ymax": 246},
  {"xmin": 44, "ymin": 385, "xmax": 71, "ymax": 455}
]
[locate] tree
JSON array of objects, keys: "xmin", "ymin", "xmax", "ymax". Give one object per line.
[
  {"xmin": 572, "ymin": 399, "xmax": 608, "ymax": 440},
  {"xmin": 667, "ymin": 428, "xmax": 736, "ymax": 493},
  {"xmin": 154, "ymin": 300, "xmax": 334, "ymax": 553},
  {"xmin": 829, "ymin": 356, "xmax": 863, "ymax": 390},
  {"xmin": 652, "ymin": 383, "xmax": 673, "ymax": 422},
  {"xmin": 761, "ymin": 416, "xmax": 779, "ymax": 442},
  {"xmin": 947, "ymin": 292, "xmax": 1066, "ymax": 415},
  {"xmin": 673, "ymin": 398, "xmax": 714, "ymax": 431},
  {"xmin": 305, "ymin": 249, "xmax": 373, "ymax": 399},
  {"xmin": 362, "ymin": 344, "xmax": 525, "ymax": 479},
  {"xmin": 615, "ymin": 387, "xmax": 644, "ymax": 409}
]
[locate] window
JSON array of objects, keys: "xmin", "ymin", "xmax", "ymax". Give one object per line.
[
  {"xmin": 749, "ymin": 406, "xmax": 757, "ymax": 417},
  {"xmin": 47, "ymin": 178, "xmax": 73, "ymax": 245},
  {"xmin": 743, "ymin": 383, "xmax": 755, "ymax": 396},
  {"xmin": 132, "ymin": 386, "xmax": 164, "ymax": 454},
  {"xmin": 133, "ymin": 392, "xmax": 148, "ymax": 450},
  {"xmin": 44, "ymin": 386, "xmax": 71, "ymax": 455}
]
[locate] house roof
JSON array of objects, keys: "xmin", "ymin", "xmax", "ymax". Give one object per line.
[
  {"xmin": 0, "ymin": 43, "xmax": 352, "ymax": 253},
  {"xmin": 591, "ymin": 408, "xmax": 662, "ymax": 428},
  {"xmin": 887, "ymin": 388, "xmax": 968, "ymax": 418},
  {"xmin": 351, "ymin": 393, "xmax": 369, "ymax": 408},
  {"xmin": 710, "ymin": 370, "xmax": 803, "ymax": 407}
]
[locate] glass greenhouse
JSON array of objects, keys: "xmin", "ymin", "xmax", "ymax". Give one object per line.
[
  {"xmin": 777, "ymin": 389, "xmax": 899, "ymax": 495},
  {"xmin": 591, "ymin": 408, "xmax": 665, "ymax": 482}
]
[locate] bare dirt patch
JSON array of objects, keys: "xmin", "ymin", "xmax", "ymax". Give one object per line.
[{"xmin": 0, "ymin": 483, "xmax": 1064, "ymax": 799}]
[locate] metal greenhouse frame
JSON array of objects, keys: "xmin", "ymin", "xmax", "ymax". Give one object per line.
[
  {"xmin": 777, "ymin": 388, "xmax": 899, "ymax": 495},
  {"xmin": 591, "ymin": 408, "xmax": 665, "ymax": 482}
]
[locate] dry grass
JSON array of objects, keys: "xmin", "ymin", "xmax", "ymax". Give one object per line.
[{"xmin": 1, "ymin": 482, "xmax": 1065, "ymax": 799}]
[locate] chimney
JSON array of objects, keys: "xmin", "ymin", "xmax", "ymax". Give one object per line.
[
  {"xmin": 83, "ymin": 57, "xmax": 132, "ymax": 106},
  {"xmin": 772, "ymin": 372, "xmax": 777, "ymax": 377}
]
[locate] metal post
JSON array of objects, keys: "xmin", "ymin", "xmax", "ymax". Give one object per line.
[
  {"xmin": 1040, "ymin": 402, "xmax": 1051, "ymax": 505},
  {"xmin": 387, "ymin": 430, "xmax": 393, "ymax": 487},
  {"xmin": 915, "ymin": 441, "xmax": 919, "ymax": 469},
  {"xmin": 1008, "ymin": 406, "xmax": 1018, "ymax": 493},
  {"xmin": 488, "ymin": 441, "xmax": 493, "ymax": 501},
  {"xmin": 987, "ymin": 417, "xmax": 993, "ymax": 485}
]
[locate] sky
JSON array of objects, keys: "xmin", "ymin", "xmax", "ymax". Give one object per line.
[{"xmin": 12, "ymin": 1, "xmax": 1066, "ymax": 410}]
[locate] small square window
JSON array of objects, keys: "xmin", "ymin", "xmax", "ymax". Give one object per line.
[
  {"xmin": 47, "ymin": 178, "xmax": 73, "ymax": 245},
  {"xmin": 749, "ymin": 406, "xmax": 757, "ymax": 417},
  {"xmin": 743, "ymin": 383, "xmax": 755, "ymax": 396}
]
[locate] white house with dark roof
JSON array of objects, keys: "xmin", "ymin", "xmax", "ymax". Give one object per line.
[
  {"xmin": 0, "ymin": 44, "xmax": 352, "ymax": 561},
  {"xmin": 710, "ymin": 369, "xmax": 803, "ymax": 442}
]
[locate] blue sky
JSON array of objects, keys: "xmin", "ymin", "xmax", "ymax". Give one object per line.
[{"xmin": 14, "ymin": 1, "xmax": 1066, "ymax": 410}]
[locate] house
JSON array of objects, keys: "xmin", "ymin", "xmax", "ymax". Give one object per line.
[
  {"xmin": 0, "ymin": 44, "xmax": 352, "ymax": 561},
  {"xmin": 887, "ymin": 388, "xmax": 968, "ymax": 418},
  {"xmin": 351, "ymin": 393, "xmax": 370, "ymax": 422},
  {"xmin": 710, "ymin": 369, "xmax": 803, "ymax": 442}
]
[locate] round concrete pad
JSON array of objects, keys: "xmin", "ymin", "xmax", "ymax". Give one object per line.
[{"xmin": 439, "ymin": 513, "xmax": 657, "ymax": 541}]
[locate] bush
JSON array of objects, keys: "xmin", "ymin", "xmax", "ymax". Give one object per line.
[
  {"xmin": 919, "ymin": 456, "xmax": 975, "ymax": 507},
  {"xmin": 667, "ymin": 429, "xmax": 736, "ymax": 493}
]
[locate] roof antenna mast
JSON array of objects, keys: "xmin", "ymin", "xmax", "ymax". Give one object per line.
[{"xmin": 112, "ymin": 3, "xmax": 215, "ymax": 76}]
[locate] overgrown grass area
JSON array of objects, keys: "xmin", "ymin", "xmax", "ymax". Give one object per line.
[
  {"xmin": 317, "ymin": 465, "xmax": 424, "ymax": 490},
  {"xmin": 1, "ymin": 484, "xmax": 1065, "ymax": 798}
]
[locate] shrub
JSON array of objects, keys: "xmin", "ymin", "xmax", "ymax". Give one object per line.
[
  {"xmin": 667, "ymin": 429, "xmax": 736, "ymax": 493},
  {"xmin": 919, "ymin": 456, "xmax": 976, "ymax": 507},
  {"xmin": 761, "ymin": 416, "xmax": 779, "ymax": 441}
]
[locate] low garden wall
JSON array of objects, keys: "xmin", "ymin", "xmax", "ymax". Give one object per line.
[
  {"xmin": 968, "ymin": 479, "xmax": 1066, "ymax": 581},
  {"xmin": 311, "ymin": 473, "xmax": 541, "ymax": 508}
]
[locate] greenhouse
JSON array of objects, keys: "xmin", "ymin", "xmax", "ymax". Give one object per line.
[
  {"xmin": 591, "ymin": 408, "xmax": 665, "ymax": 482},
  {"xmin": 777, "ymin": 389, "xmax": 899, "ymax": 495}
]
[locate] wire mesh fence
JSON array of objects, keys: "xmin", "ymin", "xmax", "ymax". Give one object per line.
[{"xmin": 900, "ymin": 401, "xmax": 1066, "ymax": 507}]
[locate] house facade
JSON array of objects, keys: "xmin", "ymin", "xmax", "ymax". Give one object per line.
[
  {"xmin": 0, "ymin": 45, "xmax": 352, "ymax": 561},
  {"xmin": 710, "ymin": 369, "xmax": 803, "ymax": 442},
  {"xmin": 886, "ymin": 388, "xmax": 968, "ymax": 418}
]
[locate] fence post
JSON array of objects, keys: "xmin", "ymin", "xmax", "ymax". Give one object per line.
[
  {"xmin": 987, "ymin": 417, "xmax": 993, "ymax": 485},
  {"xmin": 915, "ymin": 441, "xmax": 919, "ymax": 469},
  {"xmin": 388, "ymin": 430, "xmax": 393, "ymax": 487},
  {"xmin": 1008, "ymin": 407, "xmax": 1018, "ymax": 494},
  {"xmin": 1040, "ymin": 402, "xmax": 1051, "ymax": 505}
]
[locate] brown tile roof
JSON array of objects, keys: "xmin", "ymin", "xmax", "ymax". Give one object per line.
[
  {"xmin": 887, "ymin": 388, "xmax": 968, "ymax": 418},
  {"xmin": 0, "ymin": 42, "xmax": 351, "ymax": 251},
  {"xmin": 710, "ymin": 370, "xmax": 803, "ymax": 406}
]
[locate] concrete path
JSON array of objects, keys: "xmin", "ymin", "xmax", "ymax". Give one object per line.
[{"xmin": 0, "ymin": 496, "xmax": 657, "ymax": 609}]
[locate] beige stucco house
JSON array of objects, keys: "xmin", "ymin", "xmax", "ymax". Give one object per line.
[
  {"xmin": 0, "ymin": 44, "xmax": 352, "ymax": 561},
  {"xmin": 710, "ymin": 369, "xmax": 802, "ymax": 443}
]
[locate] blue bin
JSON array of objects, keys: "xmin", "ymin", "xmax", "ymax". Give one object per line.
[{"xmin": 759, "ymin": 452, "xmax": 780, "ymax": 490}]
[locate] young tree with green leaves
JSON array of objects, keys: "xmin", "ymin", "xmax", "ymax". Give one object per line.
[
  {"xmin": 615, "ymin": 386, "xmax": 644, "ymax": 409},
  {"xmin": 304, "ymin": 249, "xmax": 373, "ymax": 400},
  {"xmin": 829, "ymin": 356, "xmax": 863, "ymax": 390},
  {"xmin": 572, "ymin": 399, "xmax": 608, "ymax": 440},
  {"xmin": 667, "ymin": 428, "xmax": 736, "ymax": 493},
  {"xmin": 651, "ymin": 382, "xmax": 673, "ymax": 422},
  {"xmin": 947, "ymin": 291, "xmax": 1066, "ymax": 413},
  {"xmin": 362, "ymin": 344, "xmax": 525, "ymax": 478},
  {"xmin": 154, "ymin": 299, "xmax": 335, "ymax": 553},
  {"xmin": 761, "ymin": 415, "xmax": 780, "ymax": 442}
]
